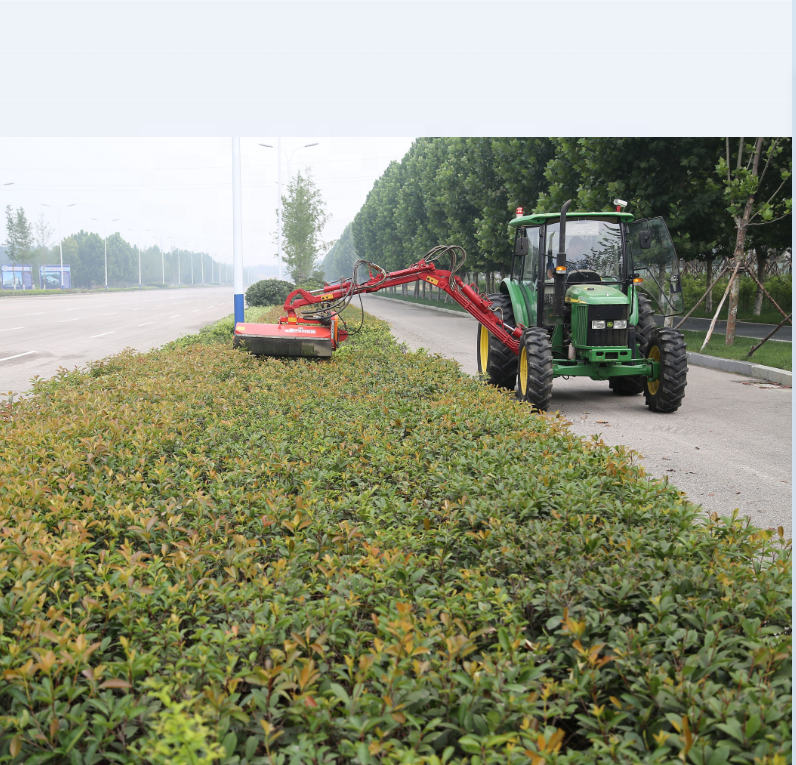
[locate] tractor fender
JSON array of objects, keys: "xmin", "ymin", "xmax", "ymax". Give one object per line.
[{"xmin": 500, "ymin": 278, "xmax": 533, "ymax": 327}]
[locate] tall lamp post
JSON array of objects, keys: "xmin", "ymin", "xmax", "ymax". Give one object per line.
[
  {"xmin": 91, "ymin": 218, "xmax": 119, "ymax": 290},
  {"xmin": 41, "ymin": 202, "xmax": 76, "ymax": 288},
  {"xmin": 259, "ymin": 141, "xmax": 319, "ymax": 281},
  {"xmin": 128, "ymin": 228, "xmax": 151, "ymax": 290}
]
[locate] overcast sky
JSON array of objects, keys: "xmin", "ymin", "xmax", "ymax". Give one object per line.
[{"xmin": 0, "ymin": 137, "xmax": 416, "ymax": 270}]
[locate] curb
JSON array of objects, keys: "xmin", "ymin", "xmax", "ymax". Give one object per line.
[
  {"xmin": 367, "ymin": 294, "xmax": 473, "ymax": 318},
  {"xmin": 687, "ymin": 352, "xmax": 792, "ymax": 385}
]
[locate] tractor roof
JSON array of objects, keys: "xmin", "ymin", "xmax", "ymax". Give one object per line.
[{"xmin": 508, "ymin": 211, "xmax": 635, "ymax": 228}]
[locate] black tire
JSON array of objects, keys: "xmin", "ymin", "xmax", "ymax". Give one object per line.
[
  {"xmin": 644, "ymin": 328, "xmax": 688, "ymax": 413},
  {"xmin": 609, "ymin": 293, "xmax": 657, "ymax": 396},
  {"xmin": 476, "ymin": 293, "xmax": 517, "ymax": 390},
  {"xmin": 517, "ymin": 327, "xmax": 554, "ymax": 411}
]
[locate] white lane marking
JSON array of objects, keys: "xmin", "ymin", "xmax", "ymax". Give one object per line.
[
  {"xmin": 0, "ymin": 326, "xmax": 24, "ymax": 332},
  {"xmin": 0, "ymin": 350, "xmax": 36, "ymax": 362},
  {"xmin": 169, "ymin": 314, "xmax": 180, "ymax": 318},
  {"xmin": 138, "ymin": 322, "xmax": 154, "ymax": 326},
  {"xmin": 64, "ymin": 308, "xmax": 81, "ymax": 311},
  {"xmin": 58, "ymin": 318, "xmax": 80, "ymax": 322},
  {"xmin": 24, "ymin": 312, "xmax": 44, "ymax": 316},
  {"xmin": 90, "ymin": 331, "xmax": 116, "ymax": 338},
  {"xmin": 102, "ymin": 312, "xmax": 118, "ymax": 316},
  {"xmin": 132, "ymin": 308, "xmax": 144, "ymax": 311},
  {"xmin": 191, "ymin": 310, "xmax": 199, "ymax": 312}
]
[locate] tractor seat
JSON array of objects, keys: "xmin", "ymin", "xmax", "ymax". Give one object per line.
[{"xmin": 566, "ymin": 269, "xmax": 602, "ymax": 285}]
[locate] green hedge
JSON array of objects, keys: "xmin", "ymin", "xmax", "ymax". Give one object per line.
[
  {"xmin": 681, "ymin": 274, "xmax": 792, "ymax": 314},
  {"xmin": 0, "ymin": 309, "xmax": 790, "ymax": 764},
  {"xmin": 246, "ymin": 279, "xmax": 296, "ymax": 308}
]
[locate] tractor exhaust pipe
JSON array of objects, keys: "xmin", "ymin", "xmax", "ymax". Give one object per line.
[{"xmin": 554, "ymin": 199, "xmax": 572, "ymax": 316}]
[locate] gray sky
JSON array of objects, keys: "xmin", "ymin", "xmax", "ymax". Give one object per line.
[{"xmin": 0, "ymin": 137, "xmax": 416, "ymax": 270}]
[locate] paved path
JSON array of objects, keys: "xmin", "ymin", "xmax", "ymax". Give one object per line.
[
  {"xmin": 362, "ymin": 295, "xmax": 793, "ymax": 539},
  {"xmin": 655, "ymin": 314, "xmax": 791, "ymax": 341},
  {"xmin": 0, "ymin": 287, "xmax": 234, "ymax": 397}
]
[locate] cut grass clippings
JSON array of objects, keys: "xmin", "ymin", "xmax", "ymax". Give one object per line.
[
  {"xmin": 680, "ymin": 329, "xmax": 792, "ymax": 371},
  {"xmin": 0, "ymin": 307, "xmax": 791, "ymax": 764}
]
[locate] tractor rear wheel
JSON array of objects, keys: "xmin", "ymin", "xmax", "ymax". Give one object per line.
[
  {"xmin": 476, "ymin": 293, "xmax": 517, "ymax": 390},
  {"xmin": 517, "ymin": 327, "xmax": 554, "ymax": 411},
  {"xmin": 644, "ymin": 328, "xmax": 688, "ymax": 413},
  {"xmin": 609, "ymin": 293, "xmax": 657, "ymax": 396}
]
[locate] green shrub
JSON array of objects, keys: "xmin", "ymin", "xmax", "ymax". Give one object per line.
[
  {"xmin": 294, "ymin": 277, "xmax": 326, "ymax": 292},
  {"xmin": 0, "ymin": 310, "xmax": 790, "ymax": 764},
  {"xmin": 681, "ymin": 273, "xmax": 792, "ymax": 314},
  {"xmin": 146, "ymin": 282, "xmax": 169, "ymax": 289},
  {"xmin": 245, "ymin": 278, "xmax": 295, "ymax": 307}
]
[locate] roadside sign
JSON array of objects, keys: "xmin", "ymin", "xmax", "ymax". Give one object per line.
[
  {"xmin": 1, "ymin": 264, "xmax": 33, "ymax": 290},
  {"xmin": 40, "ymin": 265, "xmax": 71, "ymax": 289}
]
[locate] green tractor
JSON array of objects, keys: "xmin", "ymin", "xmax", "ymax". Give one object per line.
[{"xmin": 476, "ymin": 200, "xmax": 688, "ymax": 412}]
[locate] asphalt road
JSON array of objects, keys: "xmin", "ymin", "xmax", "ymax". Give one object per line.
[
  {"xmin": 0, "ymin": 287, "xmax": 234, "ymax": 397},
  {"xmin": 362, "ymin": 295, "xmax": 793, "ymax": 539},
  {"xmin": 654, "ymin": 314, "xmax": 791, "ymax": 341}
]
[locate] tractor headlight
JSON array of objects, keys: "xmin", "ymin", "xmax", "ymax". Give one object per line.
[
  {"xmin": 613, "ymin": 320, "xmax": 628, "ymax": 329},
  {"xmin": 591, "ymin": 320, "xmax": 606, "ymax": 330}
]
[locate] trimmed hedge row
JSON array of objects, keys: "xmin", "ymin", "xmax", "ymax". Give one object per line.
[{"xmin": 0, "ymin": 308, "xmax": 791, "ymax": 765}]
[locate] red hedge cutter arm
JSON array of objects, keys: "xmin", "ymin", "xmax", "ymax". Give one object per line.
[{"xmin": 233, "ymin": 245, "xmax": 523, "ymax": 358}]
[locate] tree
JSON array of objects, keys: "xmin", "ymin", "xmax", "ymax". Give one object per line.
[
  {"xmin": 718, "ymin": 138, "xmax": 792, "ymax": 344},
  {"xmin": 33, "ymin": 211, "xmax": 54, "ymax": 249},
  {"xmin": 537, "ymin": 138, "xmax": 737, "ymax": 314},
  {"xmin": 3, "ymin": 205, "xmax": 34, "ymax": 264},
  {"xmin": 278, "ymin": 171, "xmax": 330, "ymax": 283},
  {"xmin": 322, "ymin": 223, "xmax": 358, "ymax": 281}
]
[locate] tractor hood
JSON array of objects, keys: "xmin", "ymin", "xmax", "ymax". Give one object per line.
[{"xmin": 565, "ymin": 284, "xmax": 629, "ymax": 306}]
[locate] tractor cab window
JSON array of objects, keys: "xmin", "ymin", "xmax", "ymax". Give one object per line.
[
  {"xmin": 629, "ymin": 217, "xmax": 684, "ymax": 316},
  {"xmin": 520, "ymin": 227, "xmax": 540, "ymax": 283},
  {"xmin": 544, "ymin": 219, "xmax": 623, "ymax": 284}
]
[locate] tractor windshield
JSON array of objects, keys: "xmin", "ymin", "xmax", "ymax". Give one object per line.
[
  {"xmin": 628, "ymin": 217, "xmax": 684, "ymax": 316},
  {"xmin": 544, "ymin": 219, "xmax": 623, "ymax": 283}
]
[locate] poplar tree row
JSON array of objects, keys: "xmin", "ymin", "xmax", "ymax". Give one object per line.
[{"xmin": 349, "ymin": 138, "xmax": 791, "ymax": 288}]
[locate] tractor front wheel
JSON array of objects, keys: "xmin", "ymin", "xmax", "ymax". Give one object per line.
[
  {"xmin": 476, "ymin": 293, "xmax": 517, "ymax": 390},
  {"xmin": 644, "ymin": 328, "xmax": 688, "ymax": 413},
  {"xmin": 517, "ymin": 327, "xmax": 554, "ymax": 411}
]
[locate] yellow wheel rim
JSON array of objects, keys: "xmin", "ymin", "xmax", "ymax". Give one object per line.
[
  {"xmin": 647, "ymin": 344, "xmax": 661, "ymax": 395},
  {"xmin": 519, "ymin": 346, "xmax": 528, "ymax": 396},
  {"xmin": 479, "ymin": 326, "xmax": 489, "ymax": 373}
]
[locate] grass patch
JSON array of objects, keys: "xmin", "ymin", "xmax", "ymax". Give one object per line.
[
  {"xmin": 681, "ymin": 329, "xmax": 792, "ymax": 371},
  {"xmin": 0, "ymin": 311, "xmax": 790, "ymax": 764},
  {"xmin": 676, "ymin": 306, "xmax": 789, "ymax": 325}
]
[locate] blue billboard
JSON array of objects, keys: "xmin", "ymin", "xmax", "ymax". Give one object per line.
[
  {"xmin": 1, "ymin": 264, "xmax": 33, "ymax": 290},
  {"xmin": 40, "ymin": 265, "xmax": 71, "ymax": 289}
]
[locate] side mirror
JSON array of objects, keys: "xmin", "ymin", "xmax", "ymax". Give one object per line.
[
  {"xmin": 670, "ymin": 274, "xmax": 682, "ymax": 293},
  {"xmin": 639, "ymin": 230, "xmax": 652, "ymax": 250},
  {"xmin": 514, "ymin": 232, "xmax": 529, "ymax": 257}
]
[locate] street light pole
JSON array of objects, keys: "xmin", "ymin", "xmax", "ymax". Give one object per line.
[
  {"xmin": 91, "ymin": 217, "xmax": 119, "ymax": 290},
  {"xmin": 42, "ymin": 203, "xmax": 76, "ymax": 289}
]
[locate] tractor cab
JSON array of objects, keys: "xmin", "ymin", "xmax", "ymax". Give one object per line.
[{"xmin": 507, "ymin": 208, "xmax": 682, "ymax": 334}]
